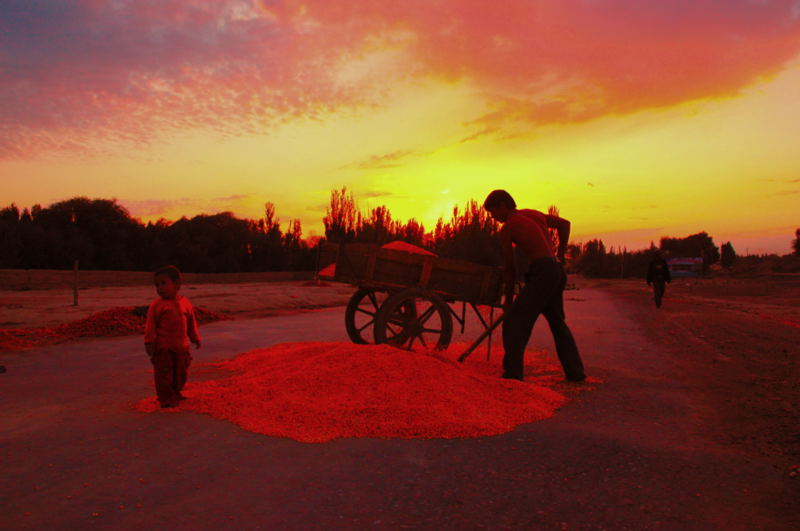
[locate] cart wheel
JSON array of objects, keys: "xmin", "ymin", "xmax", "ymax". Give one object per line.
[
  {"xmin": 344, "ymin": 288, "xmax": 383, "ymax": 344},
  {"xmin": 374, "ymin": 288, "xmax": 453, "ymax": 350}
]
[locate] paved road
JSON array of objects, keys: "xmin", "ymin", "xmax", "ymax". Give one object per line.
[{"xmin": 1, "ymin": 287, "xmax": 794, "ymax": 530}]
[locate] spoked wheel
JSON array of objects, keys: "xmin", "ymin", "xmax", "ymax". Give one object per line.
[
  {"xmin": 373, "ymin": 288, "xmax": 453, "ymax": 350},
  {"xmin": 344, "ymin": 288, "xmax": 383, "ymax": 344}
]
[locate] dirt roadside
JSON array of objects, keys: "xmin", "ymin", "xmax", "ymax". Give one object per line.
[
  {"xmin": 591, "ymin": 276, "xmax": 800, "ymax": 467},
  {"xmin": 3, "ymin": 269, "xmax": 798, "ymax": 465},
  {"xmin": 2, "ymin": 274, "xmax": 799, "ymax": 528},
  {"xmin": 0, "ymin": 280, "xmax": 355, "ymax": 330}
]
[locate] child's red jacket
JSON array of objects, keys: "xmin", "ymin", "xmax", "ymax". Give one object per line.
[{"xmin": 144, "ymin": 295, "xmax": 200, "ymax": 351}]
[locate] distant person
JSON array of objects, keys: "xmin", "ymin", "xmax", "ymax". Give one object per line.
[
  {"xmin": 483, "ymin": 190, "xmax": 586, "ymax": 382},
  {"xmin": 144, "ymin": 265, "xmax": 201, "ymax": 408},
  {"xmin": 646, "ymin": 251, "xmax": 672, "ymax": 308}
]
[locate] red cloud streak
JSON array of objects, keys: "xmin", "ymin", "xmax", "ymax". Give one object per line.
[{"xmin": 1, "ymin": 0, "xmax": 799, "ymax": 156}]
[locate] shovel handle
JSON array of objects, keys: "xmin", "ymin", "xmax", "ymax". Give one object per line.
[{"xmin": 458, "ymin": 314, "xmax": 505, "ymax": 363}]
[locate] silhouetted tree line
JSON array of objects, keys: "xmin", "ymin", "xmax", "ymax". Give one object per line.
[
  {"xmin": 794, "ymin": 228, "xmax": 800, "ymax": 256},
  {"xmin": 720, "ymin": 242, "xmax": 736, "ymax": 269},
  {"xmin": 322, "ymin": 187, "xmax": 501, "ymax": 266},
  {"xmin": 569, "ymin": 232, "xmax": 725, "ymax": 278},
  {"xmin": 569, "ymin": 241, "xmax": 674, "ymax": 279},
  {"xmin": 323, "ymin": 191, "xmax": 800, "ymax": 278},
  {"xmin": 0, "ymin": 198, "xmax": 315, "ymax": 273},
  {"xmin": 660, "ymin": 232, "xmax": 721, "ymax": 271},
  {"xmin": 3, "ymin": 192, "xmax": 794, "ymax": 275}
]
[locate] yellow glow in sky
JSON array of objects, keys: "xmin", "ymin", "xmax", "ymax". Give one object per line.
[{"xmin": 2, "ymin": 1, "xmax": 799, "ymax": 255}]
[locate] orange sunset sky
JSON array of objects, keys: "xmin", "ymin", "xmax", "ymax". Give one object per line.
[{"xmin": 1, "ymin": 0, "xmax": 799, "ymax": 254}]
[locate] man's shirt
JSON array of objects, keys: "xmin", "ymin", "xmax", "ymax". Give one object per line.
[
  {"xmin": 499, "ymin": 209, "xmax": 556, "ymax": 262},
  {"xmin": 647, "ymin": 258, "xmax": 672, "ymax": 283}
]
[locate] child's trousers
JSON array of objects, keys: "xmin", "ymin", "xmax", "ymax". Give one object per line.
[{"xmin": 152, "ymin": 348, "xmax": 191, "ymax": 405}]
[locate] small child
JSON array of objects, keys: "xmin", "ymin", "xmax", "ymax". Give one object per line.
[{"xmin": 144, "ymin": 265, "xmax": 201, "ymax": 408}]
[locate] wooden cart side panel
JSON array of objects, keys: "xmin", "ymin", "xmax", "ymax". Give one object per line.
[
  {"xmin": 318, "ymin": 242, "xmax": 340, "ymax": 268},
  {"xmin": 333, "ymin": 243, "xmax": 373, "ymax": 282},
  {"xmin": 334, "ymin": 243, "xmax": 504, "ymax": 305},
  {"xmin": 335, "ymin": 244, "xmax": 423, "ymax": 285},
  {"xmin": 374, "ymin": 258, "xmax": 422, "ymax": 287},
  {"xmin": 365, "ymin": 246, "xmax": 378, "ymax": 281},
  {"xmin": 418, "ymin": 257, "xmax": 434, "ymax": 289},
  {"xmin": 427, "ymin": 265, "xmax": 503, "ymax": 305}
]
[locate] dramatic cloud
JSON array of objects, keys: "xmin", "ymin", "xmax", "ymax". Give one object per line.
[
  {"xmin": 338, "ymin": 0, "xmax": 800, "ymax": 131},
  {"xmin": 459, "ymin": 127, "xmax": 500, "ymax": 144},
  {"xmin": 0, "ymin": 0, "xmax": 355, "ymax": 157},
  {"xmin": 119, "ymin": 198, "xmax": 196, "ymax": 218},
  {"xmin": 3, "ymin": 0, "xmax": 800, "ymax": 157},
  {"xmin": 760, "ymin": 177, "xmax": 800, "ymax": 183},
  {"xmin": 120, "ymin": 193, "xmax": 256, "ymax": 218},
  {"xmin": 349, "ymin": 149, "xmax": 427, "ymax": 170},
  {"xmin": 359, "ymin": 190, "xmax": 394, "ymax": 199}
]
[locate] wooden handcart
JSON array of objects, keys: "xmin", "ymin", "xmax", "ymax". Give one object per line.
[{"xmin": 319, "ymin": 243, "xmax": 505, "ymax": 360}]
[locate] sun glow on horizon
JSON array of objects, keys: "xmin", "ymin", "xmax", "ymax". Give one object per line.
[{"xmin": 2, "ymin": 1, "xmax": 799, "ymax": 255}]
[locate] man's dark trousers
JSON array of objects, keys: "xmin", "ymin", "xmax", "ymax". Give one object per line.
[
  {"xmin": 652, "ymin": 278, "xmax": 666, "ymax": 308},
  {"xmin": 502, "ymin": 257, "xmax": 585, "ymax": 381}
]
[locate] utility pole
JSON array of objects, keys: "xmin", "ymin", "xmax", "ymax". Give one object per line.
[
  {"xmin": 73, "ymin": 259, "xmax": 79, "ymax": 306},
  {"xmin": 71, "ymin": 208, "xmax": 79, "ymax": 306}
]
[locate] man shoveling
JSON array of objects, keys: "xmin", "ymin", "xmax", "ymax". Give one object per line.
[{"xmin": 483, "ymin": 190, "xmax": 586, "ymax": 382}]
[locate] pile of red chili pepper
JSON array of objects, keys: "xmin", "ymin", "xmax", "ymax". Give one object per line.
[
  {"xmin": 136, "ymin": 342, "xmax": 570, "ymax": 442},
  {"xmin": 0, "ymin": 306, "xmax": 229, "ymax": 351}
]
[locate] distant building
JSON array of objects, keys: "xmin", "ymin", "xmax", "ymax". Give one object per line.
[{"xmin": 667, "ymin": 257, "xmax": 703, "ymax": 277}]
